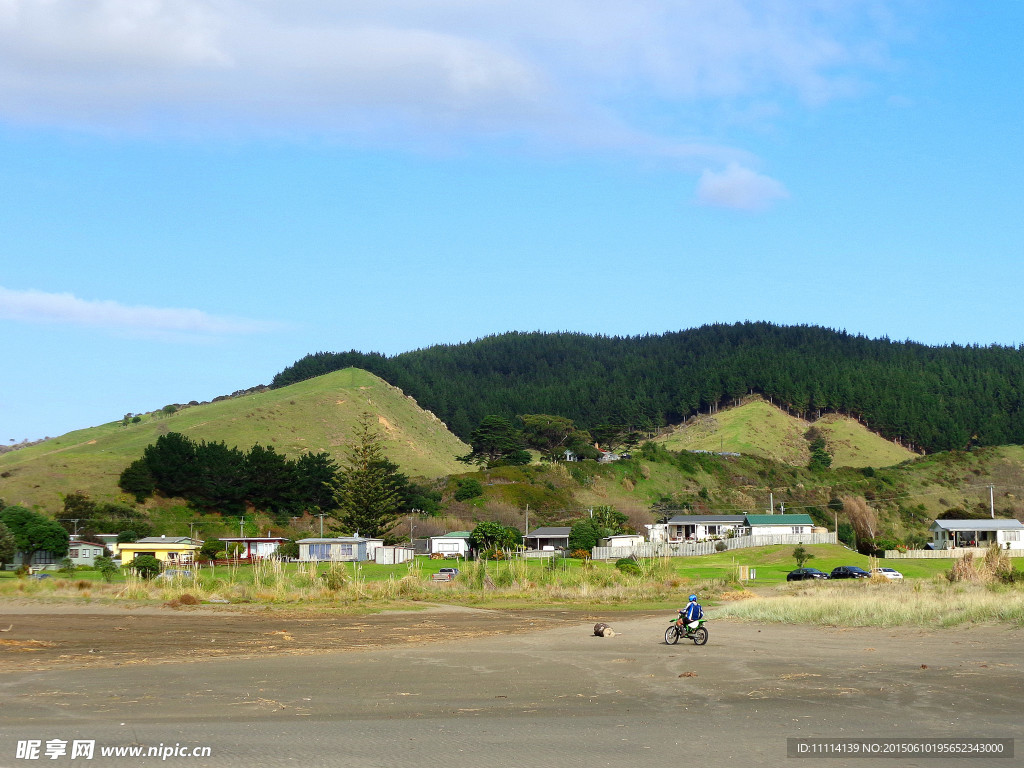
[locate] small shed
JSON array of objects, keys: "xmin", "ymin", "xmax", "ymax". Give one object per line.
[
  {"xmin": 375, "ymin": 545, "xmax": 415, "ymax": 564},
  {"xmin": 297, "ymin": 537, "xmax": 384, "ymax": 562},
  {"xmin": 430, "ymin": 531, "xmax": 472, "ymax": 558},
  {"xmin": 524, "ymin": 527, "xmax": 571, "ymax": 551},
  {"xmin": 600, "ymin": 533, "xmax": 646, "ymax": 548}
]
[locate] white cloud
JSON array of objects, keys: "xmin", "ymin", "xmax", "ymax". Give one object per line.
[
  {"xmin": 0, "ymin": 0, "xmax": 915, "ymax": 152},
  {"xmin": 0, "ymin": 286, "xmax": 279, "ymax": 340},
  {"xmin": 695, "ymin": 163, "xmax": 789, "ymax": 211}
]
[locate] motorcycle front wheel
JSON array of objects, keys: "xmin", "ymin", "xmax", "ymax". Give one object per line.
[
  {"xmin": 664, "ymin": 625, "xmax": 680, "ymax": 645},
  {"xmin": 692, "ymin": 627, "xmax": 708, "ymax": 646}
]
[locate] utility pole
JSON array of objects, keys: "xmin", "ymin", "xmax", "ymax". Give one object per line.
[
  {"xmin": 239, "ymin": 516, "xmax": 245, "ymax": 539},
  {"xmin": 315, "ymin": 512, "xmax": 327, "ymax": 538},
  {"xmin": 990, "ymin": 485, "xmax": 995, "ymax": 519},
  {"xmin": 60, "ymin": 519, "xmax": 82, "ymax": 536},
  {"xmin": 525, "ymin": 504, "xmax": 530, "ymax": 537},
  {"xmin": 768, "ymin": 492, "xmax": 774, "ymax": 515}
]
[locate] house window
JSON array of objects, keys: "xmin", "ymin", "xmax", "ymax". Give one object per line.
[
  {"xmin": 338, "ymin": 544, "xmax": 353, "ymax": 557},
  {"xmin": 69, "ymin": 549, "xmax": 79, "ymax": 558},
  {"xmin": 791, "ymin": 527, "xmax": 802, "ymax": 534},
  {"xmin": 1005, "ymin": 531, "xmax": 1020, "ymax": 542},
  {"xmin": 308, "ymin": 544, "xmax": 330, "ymax": 560}
]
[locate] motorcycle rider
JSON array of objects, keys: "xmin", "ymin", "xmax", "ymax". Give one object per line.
[{"xmin": 676, "ymin": 594, "xmax": 704, "ymax": 632}]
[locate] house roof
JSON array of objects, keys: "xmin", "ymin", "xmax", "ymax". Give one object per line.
[
  {"xmin": 744, "ymin": 514, "xmax": 815, "ymax": 526},
  {"xmin": 127, "ymin": 537, "xmax": 198, "ymax": 546},
  {"xmin": 431, "ymin": 531, "xmax": 471, "ymax": 539},
  {"xmin": 525, "ymin": 527, "xmax": 571, "ymax": 537},
  {"xmin": 930, "ymin": 519, "xmax": 1024, "ymax": 531},
  {"xmin": 667, "ymin": 515, "xmax": 746, "ymax": 524},
  {"xmin": 296, "ymin": 537, "xmax": 383, "ymax": 544},
  {"xmin": 218, "ymin": 537, "xmax": 287, "ymax": 543}
]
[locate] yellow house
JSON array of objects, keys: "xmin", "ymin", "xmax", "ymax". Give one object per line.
[{"xmin": 118, "ymin": 536, "xmax": 200, "ymax": 566}]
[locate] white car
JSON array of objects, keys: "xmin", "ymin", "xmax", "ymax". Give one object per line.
[{"xmin": 870, "ymin": 567, "xmax": 903, "ymax": 580}]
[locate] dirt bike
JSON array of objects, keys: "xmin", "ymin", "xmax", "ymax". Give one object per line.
[{"xmin": 665, "ymin": 614, "xmax": 708, "ymax": 646}]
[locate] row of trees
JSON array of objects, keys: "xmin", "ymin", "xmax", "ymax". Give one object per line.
[
  {"xmin": 271, "ymin": 322, "xmax": 1024, "ymax": 452},
  {"xmin": 458, "ymin": 414, "xmax": 641, "ymax": 468},
  {"xmin": 118, "ymin": 416, "xmax": 430, "ymax": 537}
]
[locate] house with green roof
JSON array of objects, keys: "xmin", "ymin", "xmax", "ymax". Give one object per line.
[
  {"xmin": 743, "ymin": 514, "xmax": 816, "ymax": 536},
  {"xmin": 430, "ymin": 531, "xmax": 472, "ymax": 558}
]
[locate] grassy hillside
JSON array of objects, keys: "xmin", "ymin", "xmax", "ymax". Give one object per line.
[
  {"xmin": 0, "ymin": 368, "xmax": 468, "ymax": 512},
  {"xmin": 654, "ymin": 397, "xmax": 915, "ymax": 468}
]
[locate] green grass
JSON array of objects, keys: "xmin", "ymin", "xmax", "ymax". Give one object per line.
[
  {"xmin": 0, "ymin": 368, "xmax": 469, "ymax": 511},
  {"xmin": 655, "ymin": 397, "xmax": 914, "ymax": 468}
]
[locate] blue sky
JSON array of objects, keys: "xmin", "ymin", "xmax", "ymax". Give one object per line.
[{"xmin": 2, "ymin": 1, "xmax": 1023, "ymax": 444}]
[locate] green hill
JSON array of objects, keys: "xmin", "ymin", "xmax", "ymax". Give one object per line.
[
  {"xmin": 0, "ymin": 368, "xmax": 468, "ymax": 512},
  {"xmin": 654, "ymin": 397, "xmax": 916, "ymax": 468}
]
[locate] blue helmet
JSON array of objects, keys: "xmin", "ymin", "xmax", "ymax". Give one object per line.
[{"xmin": 688, "ymin": 594, "xmax": 698, "ymax": 602}]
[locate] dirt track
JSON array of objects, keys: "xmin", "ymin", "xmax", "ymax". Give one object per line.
[{"xmin": 0, "ymin": 604, "xmax": 1021, "ymax": 767}]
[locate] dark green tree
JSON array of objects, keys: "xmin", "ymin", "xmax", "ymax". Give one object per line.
[
  {"xmin": 0, "ymin": 506, "xmax": 69, "ymax": 566},
  {"xmin": 0, "ymin": 522, "xmax": 15, "ymax": 568},
  {"xmin": 468, "ymin": 521, "xmax": 521, "ymax": 551},
  {"xmin": 457, "ymin": 416, "xmax": 531, "ymax": 468},
  {"xmin": 118, "ymin": 459, "xmax": 156, "ymax": 503},
  {"xmin": 568, "ymin": 518, "xmax": 603, "ymax": 552},
  {"xmin": 332, "ymin": 415, "xmax": 404, "ymax": 538},
  {"xmin": 520, "ymin": 414, "xmax": 591, "ymax": 461}
]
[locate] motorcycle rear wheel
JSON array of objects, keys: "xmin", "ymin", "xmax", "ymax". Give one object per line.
[
  {"xmin": 692, "ymin": 627, "xmax": 708, "ymax": 646},
  {"xmin": 664, "ymin": 625, "xmax": 680, "ymax": 645}
]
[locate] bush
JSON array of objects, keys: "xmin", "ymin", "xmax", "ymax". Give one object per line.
[
  {"xmin": 93, "ymin": 556, "xmax": 119, "ymax": 582},
  {"xmin": 130, "ymin": 554, "xmax": 161, "ymax": 580},
  {"xmin": 615, "ymin": 557, "xmax": 642, "ymax": 576},
  {"xmin": 454, "ymin": 478, "xmax": 484, "ymax": 501},
  {"xmin": 714, "ymin": 540, "xmax": 728, "ymax": 552},
  {"xmin": 570, "ymin": 549, "xmax": 591, "ymax": 560}
]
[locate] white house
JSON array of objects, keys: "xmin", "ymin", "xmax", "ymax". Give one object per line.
[
  {"xmin": 665, "ymin": 515, "xmax": 747, "ymax": 542},
  {"xmin": 297, "ymin": 537, "xmax": 383, "ymax": 562},
  {"xmin": 929, "ymin": 519, "xmax": 1024, "ymax": 551},
  {"xmin": 743, "ymin": 514, "xmax": 815, "ymax": 536},
  {"xmin": 430, "ymin": 531, "xmax": 471, "ymax": 558},
  {"xmin": 217, "ymin": 536, "xmax": 287, "ymax": 559}
]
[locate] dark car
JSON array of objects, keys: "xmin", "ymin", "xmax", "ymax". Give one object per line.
[
  {"xmin": 786, "ymin": 568, "xmax": 829, "ymax": 581},
  {"xmin": 829, "ymin": 566, "xmax": 871, "ymax": 579}
]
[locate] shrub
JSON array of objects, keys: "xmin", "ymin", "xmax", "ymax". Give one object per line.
[
  {"xmin": 570, "ymin": 549, "xmax": 591, "ymax": 560},
  {"xmin": 615, "ymin": 557, "xmax": 642, "ymax": 576},
  {"xmin": 129, "ymin": 554, "xmax": 161, "ymax": 580},
  {"xmin": 714, "ymin": 540, "xmax": 727, "ymax": 552}
]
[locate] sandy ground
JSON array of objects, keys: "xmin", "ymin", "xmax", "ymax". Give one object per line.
[{"xmin": 0, "ymin": 603, "xmax": 1021, "ymax": 767}]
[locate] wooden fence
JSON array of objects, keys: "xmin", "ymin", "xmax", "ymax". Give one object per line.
[{"xmin": 592, "ymin": 532, "xmax": 837, "ymax": 560}]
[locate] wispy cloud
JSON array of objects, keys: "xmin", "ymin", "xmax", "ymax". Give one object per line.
[
  {"xmin": 695, "ymin": 163, "xmax": 789, "ymax": 211},
  {"xmin": 0, "ymin": 286, "xmax": 280, "ymax": 340},
  {"xmin": 0, "ymin": 1, "xmax": 916, "ymax": 155}
]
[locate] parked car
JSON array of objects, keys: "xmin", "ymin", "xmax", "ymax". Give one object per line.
[
  {"xmin": 786, "ymin": 568, "xmax": 829, "ymax": 581},
  {"xmin": 829, "ymin": 566, "xmax": 871, "ymax": 579},
  {"xmin": 437, "ymin": 567, "xmax": 460, "ymax": 576},
  {"xmin": 870, "ymin": 567, "xmax": 903, "ymax": 580}
]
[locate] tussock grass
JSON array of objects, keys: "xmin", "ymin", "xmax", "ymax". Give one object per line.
[{"xmin": 715, "ymin": 580, "xmax": 1024, "ymax": 627}]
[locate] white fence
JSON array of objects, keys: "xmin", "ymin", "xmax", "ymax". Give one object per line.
[
  {"xmin": 883, "ymin": 547, "xmax": 1024, "ymax": 559},
  {"xmin": 592, "ymin": 532, "xmax": 837, "ymax": 560}
]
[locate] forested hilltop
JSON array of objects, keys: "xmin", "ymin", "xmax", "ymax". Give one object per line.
[{"xmin": 271, "ymin": 323, "xmax": 1024, "ymax": 453}]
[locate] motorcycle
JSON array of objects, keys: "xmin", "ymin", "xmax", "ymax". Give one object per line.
[{"xmin": 665, "ymin": 614, "xmax": 708, "ymax": 646}]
